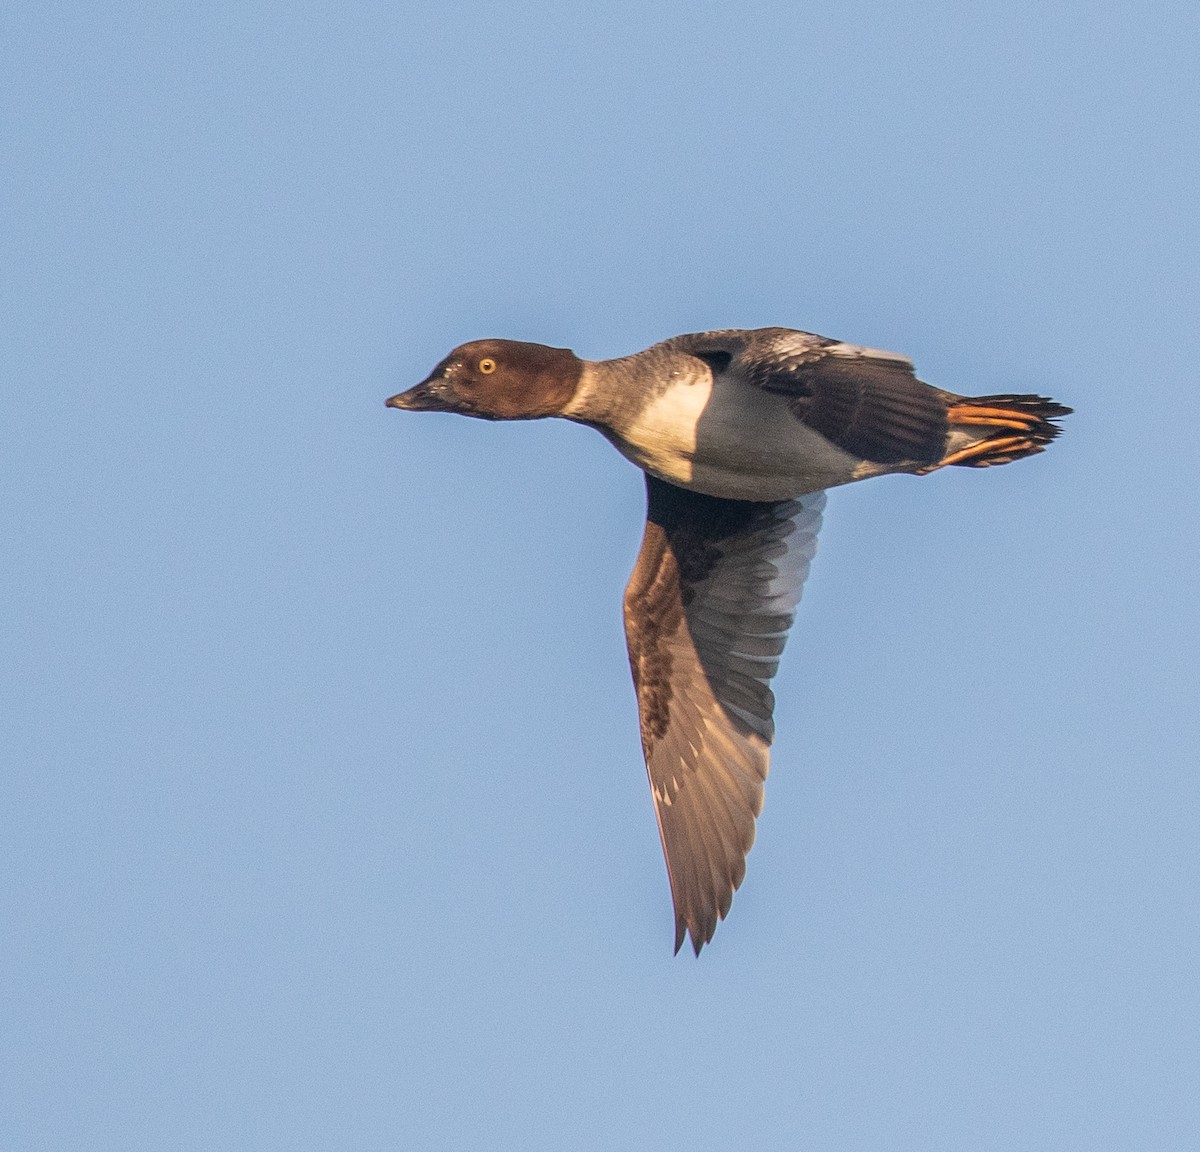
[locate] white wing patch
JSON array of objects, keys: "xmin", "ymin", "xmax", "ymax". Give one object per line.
[{"xmin": 819, "ymin": 341, "xmax": 915, "ymax": 368}]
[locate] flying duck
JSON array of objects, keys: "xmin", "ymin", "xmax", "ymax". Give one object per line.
[{"xmin": 387, "ymin": 327, "xmax": 1071, "ymax": 954}]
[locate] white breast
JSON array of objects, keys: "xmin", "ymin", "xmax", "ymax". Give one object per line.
[
  {"xmin": 613, "ymin": 372, "xmax": 714, "ymax": 485},
  {"xmin": 586, "ymin": 369, "xmax": 869, "ymax": 502}
]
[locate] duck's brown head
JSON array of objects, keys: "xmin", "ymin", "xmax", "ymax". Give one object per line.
[{"xmin": 387, "ymin": 339, "xmax": 583, "ymax": 421}]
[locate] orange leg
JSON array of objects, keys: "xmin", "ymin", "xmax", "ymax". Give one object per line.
[
  {"xmin": 947, "ymin": 404, "xmax": 1040, "ymax": 430},
  {"xmin": 919, "ymin": 435, "xmax": 1033, "ymax": 472}
]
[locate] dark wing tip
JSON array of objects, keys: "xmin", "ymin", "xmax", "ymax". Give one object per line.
[{"xmin": 674, "ymin": 919, "xmax": 709, "ymax": 957}]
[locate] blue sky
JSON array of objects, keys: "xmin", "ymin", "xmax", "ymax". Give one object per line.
[{"xmin": 3, "ymin": 1, "xmax": 1198, "ymax": 1148}]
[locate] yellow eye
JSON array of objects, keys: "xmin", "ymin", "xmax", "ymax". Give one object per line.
[{"xmin": 478, "ymin": 358, "xmax": 496, "ymax": 374}]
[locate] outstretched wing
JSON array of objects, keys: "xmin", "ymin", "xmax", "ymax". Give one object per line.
[{"xmin": 623, "ymin": 474, "xmax": 825, "ymax": 954}]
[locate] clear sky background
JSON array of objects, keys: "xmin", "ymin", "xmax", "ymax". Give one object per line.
[{"xmin": 4, "ymin": 2, "xmax": 1198, "ymax": 1148}]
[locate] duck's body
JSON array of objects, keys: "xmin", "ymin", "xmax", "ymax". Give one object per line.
[
  {"xmin": 388, "ymin": 326, "xmax": 1071, "ymax": 954},
  {"xmin": 565, "ymin": 335, "xmax": 871, "ymax": 500}
]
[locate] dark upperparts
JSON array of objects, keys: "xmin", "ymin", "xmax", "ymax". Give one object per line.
[{"xmin": 387, "ymin": 339, "xmax": 583, "ymax": 421}]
